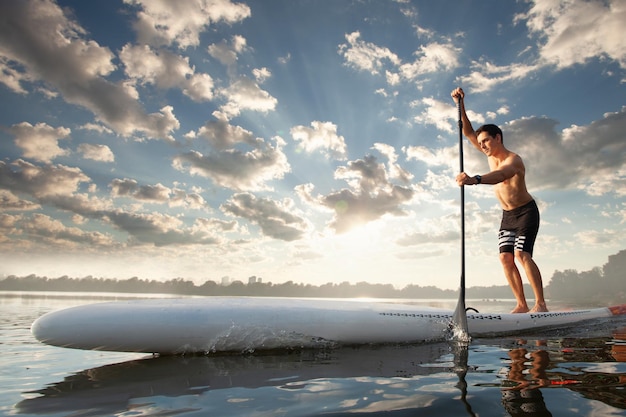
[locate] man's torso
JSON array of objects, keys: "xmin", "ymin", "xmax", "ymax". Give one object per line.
[{"xmin": 489, "ymin": 152, "xmax": 533, "ymax": 211}]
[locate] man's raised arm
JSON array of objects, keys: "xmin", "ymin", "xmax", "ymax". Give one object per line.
[{"xmin": 451, "ymin": 88, "xmax": 480, "ymax": 151}]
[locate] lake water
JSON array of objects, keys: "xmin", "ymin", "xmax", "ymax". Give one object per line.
[{"xmin": 1, "ymin": 292, "xmax": 626, "ymax": 416}]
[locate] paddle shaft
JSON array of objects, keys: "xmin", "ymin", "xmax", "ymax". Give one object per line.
[
  {"xmin": 452, "ymin": 96, "xmax": 469, "ymax": 336},
  {"xmin": 458, "ymin": 99, "xmax": 466, "ymax": 306}
]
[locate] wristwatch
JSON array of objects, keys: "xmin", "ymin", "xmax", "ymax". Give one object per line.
[{"xmin": 474, "ymin": 175, "xmax": 482, "ymax": 184}]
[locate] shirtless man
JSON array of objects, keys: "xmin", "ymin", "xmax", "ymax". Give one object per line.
[{"xmin": 451, "ymin": 87, "xmax": 548, "ymax": 313}]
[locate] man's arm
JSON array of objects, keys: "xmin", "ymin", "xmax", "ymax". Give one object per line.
[
  {"xmin": 451, "ymin": 88, "xmax": 480, "ymax": 151},
  {"xmin": 456, "ymin": 155, "xmax": 521, "ymax": 186}
]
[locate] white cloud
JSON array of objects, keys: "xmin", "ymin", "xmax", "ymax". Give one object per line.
[
  {"xmin": 9, "ymin": 122, "xmax": 70, "ymax": 163},
  {"xmin": 0, "ymin": 56, "xmax": 31, "ymax": 94},
  {"xmin": 372, "ymin": 143, "xmax": 413, "ymax": 183},
  {"xmin": 0, "ymin": 159, "xmax": 90, "ymax": 198},
  {"xmin": 173, "ymin": 139, "xmax": 291, "ymax": 191},
  {"xmin": 124, "ymin": 0, "xmax": 251, "ymax": 49},
  {"xmin": 338, "ymin": 31, "xmax": 401, "ymax": 75},
  {"xmin": 120, "ymin": 44, "xmax": 214, "ymax": 102},
  {"xmin": 298, "ymin": 154, "xmax": 415, "ymax": 233},
  {"xmin": 0, "ymin": 190, "xmax": 40, "ymax": 211},
  {"xmin": 219, "ymin": 77, "xmax": 278, "ymax": 119},
  {"xmin": 411, "ymin": 96, "xmax": 485, "ymax": 134},
  {"xmin": 198, "ymin": 118, "xmax": 260, "ymax": 150},
  {"xmin": 22, "ymin": 213, "xmax": 115, "ymax": 248},
  {"xmin": 221, "ymin": 193, "xmax": 308, "ymax": 241},
  {"xmin": 399, "ymin": 42, "xmax": 460, "ymax": 80},
  {"xmin": 458, "ymin": 61, "xmax": 539, "ymax": 93},
  {"xmin": 77, "ymin": 144, "xmax": 114, "ymax": 163},
  {"xmin": 79, "ymin": 123, "xmax": 114, "ymax": 135},
  {"xmin": 503, "ymin": 107, "xmax": 626, "ymax": 193},
  {"xmin": 0, "ymin": 0, "xmax": 181, "ymax": 141},
  {"xmin": 461, "ymin": 0, "xmax": 626, "ymax": 93},
  {"xmin": 518, "ymin": 0, "xmax": 626, "ymax": 69},
  {"xmin": 109, "ymin": 179, "xmax": 209, "ymax": 210},
  {"xmin": 208, "ymin": 35, "xmax": 248, "ymax": 68},
  {"xmin": 338, "ymin": 32, "xmax": 460, "ymax": 86},
  {"xmin": 290, "ymin": 121, "xmax": 348, "ymax": 160},
  {"xmin": 253, "ymin": 67, "xmax": 271, "ymax": 83}
]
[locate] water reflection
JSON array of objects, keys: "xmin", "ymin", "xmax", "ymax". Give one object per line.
[
  {"xmin": 15, "ymin": 336, "xmax": 626, "ymax": 417},
  {"xmin": 16, "ymin": 343, "xmax": 450, "ymax": 416},
  {"xmin": 501, "ymin": 342, "xmax": 552, "ymax": 417}
]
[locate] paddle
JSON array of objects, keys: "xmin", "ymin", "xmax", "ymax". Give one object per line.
[{"xmin": 451, "ymin": 93, "xmax": 469, "ymax": 340}]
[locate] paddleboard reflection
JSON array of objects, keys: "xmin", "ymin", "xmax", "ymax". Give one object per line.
[{"xmin": 17, "ymin": 343, "xmax": 451, "ymax": 416}]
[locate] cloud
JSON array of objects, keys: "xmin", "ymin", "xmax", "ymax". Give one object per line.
[
  {"xmin": 101, "ymin": 210, "xmax": 221, "ymax": 246},
  {"xmin": 411, "ymin": 97, "xmax": 468, "ymax": 134},
  {"xmin": 372, "ymin": 143, "xmax": 413, "ymax": 183},
  {"xmin": 0, "ymin": 159, "xmax": 90, "ymax": 198},
  {"xmin": 110, "ymin": 179, "xmax": 170, "ymax": 202},
  {"xmin": 290, "ymin": 121, "xmax": 348, "ymax": 160},
  {"xmin": 405, "ymin": 144, "xmax": 457, "ymax": 168},
  {"xmin": 460, "ymin": 0, "xmax": 626, "ymax": 92},
  {"xmin": 298, "ymin": 154, "xmax": 415, "ymax": 233},
  {"xmin": 338, "ymin": 31, "xmax": 460, "ymax": 86},
  {"xmin": 396, "ymin": 229, "xmax": 459, "ymax": 247},
  {"xmin": 574, "ymin": 228, "xmax": 623, "ymax": 246},
  {"xmin": 120, "ymin": 43, "xmax": 214, "ymax": 101},
  {"xmin": 173, "ymin": 137, "xmax": 290, "ymax": 191},
  {"xmin": 109, "ymin": 178, "xmax": 208, "ymax": 209},
  {"xmin": 77, "ymin": 144, "xmax": 115, "ymax": 163},
  {"xmin": 79, "ymin": 123, "xmax": 114, "ymax": 135},
  {"xmin": 125, "ymin": 0, "xmax": 251, "ymax": 49},
  {"xmin": 9, "ymin": 122, "xmax": 71, "ymax": 163},
  {"xmin": 503, "ymin": 107, "xmax": 626, "ymax": 193},
  {"xmin": 0, "ymin": 0, "xmax": 180, "ymax": 141},
  {"xmin": 198, "ymin": 118, "xmax": 261, "ymax": 150},
  {"xmin": 409, "ymin": 105, "xmax": 626, "ymax": 197},
  {"xmin": 0, "ymin": 56, "xmax": 31, "ymax": 94},
  {"xmin": 208, "ymin": 35, "xmax": 248, "ymax": 68},
  {"xmin": 0, "ymin": 190, "xmax": 40, "ymax": 211},
  {"xmin": 221, "ymin": 193, "xmax": 308, "ymax": 241},
  {"xmin": 0, "ymin": 158, "xmax": 222, "ymax": 248},
  {"xmin": 399, "ymin": 42, "xmax": 460, "ymax": 80},
  {"xmin": 21, "ymin": 213, "xmax": 115, "ymax": 248},
  {"xmin": 517, "ymin": 0, "xmax": 626, "ymax": 70},
  {"xmin": 338, "ymin": 31, "xmax": 401, "ymax": 75},
  {"xmin": 218, "ymin": 77, "xmax": 278, "ymax": 119},
  {"xmin": 457, "ymin": 61, "xmax": 539, "ymax": 94}
]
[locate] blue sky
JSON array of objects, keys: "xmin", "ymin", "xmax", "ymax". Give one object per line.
[{"xmin": 0, "ymin": 0, "xmax": 625, "ymax": 291}]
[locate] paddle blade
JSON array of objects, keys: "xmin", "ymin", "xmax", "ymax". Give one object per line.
[{"xmin": 451, "ymin": 285, "xmax": 470, "ymax": 342}]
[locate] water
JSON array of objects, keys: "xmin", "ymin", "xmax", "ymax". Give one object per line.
[{"xmin": 1, "ymin": 292, "xmax": 626, "ymax": 416}]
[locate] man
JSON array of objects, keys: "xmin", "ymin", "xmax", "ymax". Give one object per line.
[{"xmin": 451, "ymin": 87, "xmax": 548, "ymax": 313}]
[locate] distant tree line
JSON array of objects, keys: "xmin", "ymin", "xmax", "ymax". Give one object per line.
[
  {"xmin": 1, "ymin": 249, "xmax": 624, "ymax": 302},
  {"xmin": 548, "ymin": 249, "xmax": 626, "ymax": 304}
]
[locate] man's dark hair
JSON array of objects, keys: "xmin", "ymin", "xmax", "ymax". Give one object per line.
[{"xmin": 476, "ymin": 124, "xmax": 503, "ymax": 143}]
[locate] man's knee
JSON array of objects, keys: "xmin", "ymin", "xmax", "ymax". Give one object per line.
[
  {"xmin": 499, "ymin": 251, "xmax": 515, "ymax": 267},
  {"xmin": 514, "ymin": 251, "xmax": 532, "ymax": 264}
]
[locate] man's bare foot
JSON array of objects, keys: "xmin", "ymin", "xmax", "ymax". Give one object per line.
[
  {"xmin": 511, "ymin": 305, "xmax": 530, "ymax": 314},
  {"xmin": 529, "ymin": 303, "xmax": 548, "ymax": 313}
]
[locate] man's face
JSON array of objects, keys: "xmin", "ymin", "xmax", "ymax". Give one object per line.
[{"xmin": 477, "ymin": 132, "xmax": 499, "ymax": 155}]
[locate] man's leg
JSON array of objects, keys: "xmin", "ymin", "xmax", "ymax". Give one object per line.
[
  {"xmin": 515, "ymin": 251, "xmax": 548, "ymax": 312},
  {"xmin": 500, "ymin": 251, "xmax": 529, "ymax": 313}
]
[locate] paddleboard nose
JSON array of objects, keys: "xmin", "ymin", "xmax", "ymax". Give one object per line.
[
  {"xmin": 31, "ymin": 311, "xmax": 59, "ymax": 344},
  {"xmin": 31, "ymin": 309, "xmax": 78, "ymax": 347}
]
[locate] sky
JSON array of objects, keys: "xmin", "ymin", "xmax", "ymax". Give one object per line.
[{"xmin": 0, "ymin": 0, "xmax": 625, "ymax": 291}]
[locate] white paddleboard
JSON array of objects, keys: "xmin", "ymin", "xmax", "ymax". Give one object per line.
[{"xmin": 31, "ymin": 297, "xmax": 626, "ymax": 354}]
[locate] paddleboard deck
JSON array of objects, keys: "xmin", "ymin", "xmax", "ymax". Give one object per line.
[{"xmin": 31, "ymin": 297, "xmax": 626, "ymax": 354}]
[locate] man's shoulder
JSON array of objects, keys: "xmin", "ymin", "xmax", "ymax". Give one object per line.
[{"xmin": 505, "ymin": 150, "xmax": 524, "ymax": 164}]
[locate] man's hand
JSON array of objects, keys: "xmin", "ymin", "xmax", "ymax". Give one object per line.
[
  {"xmin": 451, "ymin": 87, "xmax": 465, "ymax": 103},
  {"xmin": 456, "ymin": 172, "xmax": 477, "ymax": 186}
]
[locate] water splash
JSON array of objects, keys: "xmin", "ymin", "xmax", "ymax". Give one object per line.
[{"xmin": 448, "ymin": 322, "xmax": 472, "ymax": 344}]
